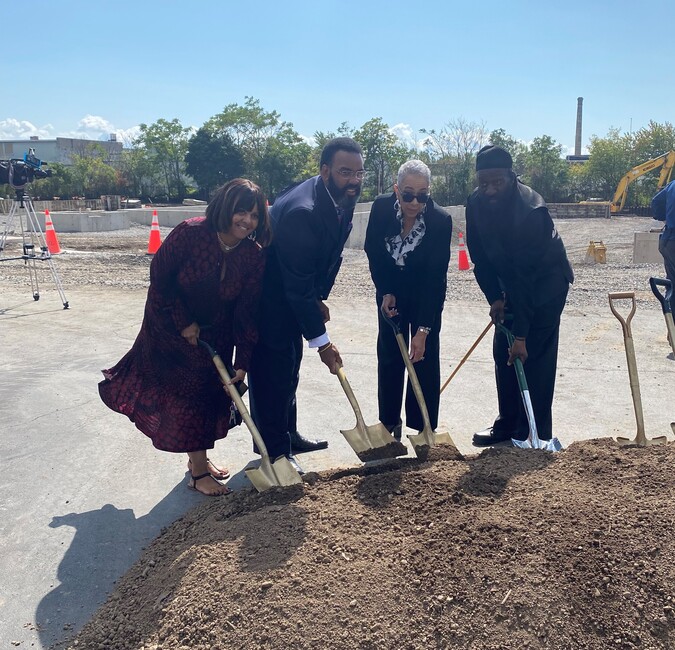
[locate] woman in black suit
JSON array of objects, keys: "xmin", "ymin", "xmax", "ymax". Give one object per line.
[{"xmin": 364, "ymin": 160, "xmax": 452, "ymax": 439}]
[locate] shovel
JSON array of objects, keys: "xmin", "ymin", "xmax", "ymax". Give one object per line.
[
  {"xmin": 336, "ymin": 364, "xmax": 408, "ymax": 462},
  {"xmin": 381, "ymin": 311, "xmax": 460, "ymax": 458},
  {"xmin": 608, "ymin": 292, "xmax": 668, "ymax": 447},
  {"xmin": 649, "ymin": 277, "xmax": 675, "ymax": 356},
  {"xmin": 496, "ymin": 323, "xmax": 563, "ymax": 452},
  {"xmin": 198, "ymin": 340, "xmax": 303, "ymax": 491},
  {"xmin": 440, "ymin": 321, "xmax": 493, "ymax": 394}
]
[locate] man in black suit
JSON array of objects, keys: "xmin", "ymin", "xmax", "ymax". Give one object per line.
[
  {"xmin": 248, "ymin": 137, "xmax": 364, "ymax": 470},
  {"xmin": 465, "ymin": 145, "xmax": 573, "ymax": 446}
]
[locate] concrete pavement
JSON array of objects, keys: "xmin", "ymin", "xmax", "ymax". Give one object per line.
[{"xmin": 1, "ymin": 284, "xmax": 674, "ymax": 648}]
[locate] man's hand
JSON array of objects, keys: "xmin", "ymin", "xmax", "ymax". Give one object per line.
[
  {"xmin": 318, "ymin": 300, "xmax": 330, "ymax": 323},
  {"xmin": 318, "ymin": 343, "xmax": 342, "ymax": 374},
  {"xmin": 489, "ymin": 299, "xmax": 505, "ymax": 325},
  {"xmin": 410, "ymin": 330, "xmax": 427, "ymax": 363},
  {"xmin": 181, "ymin": 322, "xmax": 200, "ymax": 346},
  {"xmin": 380, "ymin": 294, "xmax": 398, "ymax": 318},
  {"xmin": 507, "ymin": 338, "xmax": 528, "ymax": 366},
  {"xmin": 227, "ymin": 369, "xmax": 247, "ymax": 386}
]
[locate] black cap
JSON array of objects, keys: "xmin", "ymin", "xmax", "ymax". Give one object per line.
[{"xmin": 476, "ymin": 145, "xmax": 513, "ymax": 171}]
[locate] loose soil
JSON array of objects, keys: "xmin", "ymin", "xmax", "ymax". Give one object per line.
[
  {"xmin": 4, "ymin": 213, "xmax": 669, "ymax": 649},
  {"xmin": 67, "ymin": 439, "xmax": 675, "ymax": 650}
]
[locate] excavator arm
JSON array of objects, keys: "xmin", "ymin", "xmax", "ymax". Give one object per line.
[{"xmin": 611, "ymin": 151, "xmax": 675, "ymax": 214}]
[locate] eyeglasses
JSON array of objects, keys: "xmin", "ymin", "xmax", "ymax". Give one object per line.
[
  {"xmin": 400, "ymin": 191, "xmax": 429, "ymax": 203},
  {"xmin": 334, "ymin": 168, "xmax": 367, "ymax": 180}
]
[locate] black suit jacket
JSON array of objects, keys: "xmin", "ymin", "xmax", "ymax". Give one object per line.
[
  {"xmin": 465, "ymin": 181, "xmax": 574, "ymax": 338},
  {"xmin": 364, "ymin": 193, "xmax": 452, "ymax": 327},
  {"xmin": 257, "ymin": 176, "xmax": 353, "ymax": 348}
]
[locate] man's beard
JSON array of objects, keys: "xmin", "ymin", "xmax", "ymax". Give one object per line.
[
  {"xmin": 478, "ymin": 190, "xmax": 511, "ymax": 214},
  {"xmin": 326, "ymin": 173, "xmax": 361, "ymax": 209}
]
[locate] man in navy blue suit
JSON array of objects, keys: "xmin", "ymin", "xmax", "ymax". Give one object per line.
[{"xmin": 248, "ymin": 138, "xmax": 365, "ymax": 471}]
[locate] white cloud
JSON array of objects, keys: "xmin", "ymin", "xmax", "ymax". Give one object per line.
[
  {"xmin": 299, "ymin": 133, "xmax": 316, "ymax": 147},
  {"xmin": 0, "ymin": 118, "xmax": 54, "ymax": 140},
  {"xmin": 390, "ymin": 123, "xmax": 426, "ymax": 150},
  {"xmin": 0, "ymin": 115, "xmax": 141, "ymax": 146}
]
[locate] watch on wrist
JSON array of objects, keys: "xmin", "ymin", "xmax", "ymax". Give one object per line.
[{"xmin": 418, "ymin": 326, "xmax": 431, "ymax": 335}]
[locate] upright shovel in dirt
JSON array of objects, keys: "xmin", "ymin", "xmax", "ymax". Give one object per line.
[
  {"xmin": 649, "ymin": 277, "xmax": 675, "ymax": 357},
  {"xmin": 497, "ymin": 323, "xmax": 563, "ymax": 452},
  {"xmin": 608, "ymin": 292, "xmax": 668, "ymax": 447},
  {"xmin": 382, "ymin": 311, "xmax": 460, "ymax": 458},
  {"xmin": 198, "ymin": 340, "xmax": 303, "ymax": 491},
  {"xmin": 336, "ymin": 364, "xmax": 408, "ymax": 462}
]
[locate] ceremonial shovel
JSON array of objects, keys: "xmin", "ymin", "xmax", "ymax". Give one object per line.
[
  {"xmin": 649, "ymin": 277, "xmax": 675, "ymax": 357},
  {"xmin": 608, "ymin": 292, "xmax": 667, "ymax": 447},
  {"xmin": 199, "ymin": 340, "xmax": 303, "ymax": 491},
  {"xmin": 382, "ymin": 311, "xmax": 461, "ymax": 458},
  {"xmin": 336, "ymin": 364, "xmax": 408, "ymax": 462},
  {"xmin": 496, "ymin": 323, "xmax": 563, "ymax": 452}
]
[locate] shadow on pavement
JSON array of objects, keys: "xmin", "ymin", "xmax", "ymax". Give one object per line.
[{"xmin": 36, "ymin": 479, "xmax": 200, "ymax": 648}]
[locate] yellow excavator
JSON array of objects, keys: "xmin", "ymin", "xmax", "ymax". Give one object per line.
[{"xmin": 610, "ymin": 150, "xmax": 675, "ymax": 214}]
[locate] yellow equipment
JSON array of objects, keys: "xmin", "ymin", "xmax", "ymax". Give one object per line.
[{"xmin": 610, "ymin": 150, "xmax": 675, "ymax": 214}]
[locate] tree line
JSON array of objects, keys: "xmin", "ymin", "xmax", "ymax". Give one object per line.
[{"xmin": 8, "ymin": 96, "xmax": 675, "ymax": 207}]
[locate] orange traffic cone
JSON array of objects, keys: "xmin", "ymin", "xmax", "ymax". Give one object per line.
[
  {"xmin": 44, "ymin": 210, "xmax": 62, "ymax": 255},
  {"xmin": 147, "ymin": 210, "xmax": 162, "ymax": 255},
  {"xmin": 457, "ymin": 231, "xmax": 470, "ymax": 271}
]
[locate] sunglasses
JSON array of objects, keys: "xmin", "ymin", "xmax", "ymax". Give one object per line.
[{"xmin": 400, "ymin": 191, "xmax": 429, "ymax": 204}]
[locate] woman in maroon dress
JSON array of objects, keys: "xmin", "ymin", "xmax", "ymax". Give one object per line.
[{"xmin": 99, "ymin": 179, "xmax": 271, "ymax": 496}]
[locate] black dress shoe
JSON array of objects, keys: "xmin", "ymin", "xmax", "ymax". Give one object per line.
[
  {"xmin": 472, "ymin": 427, "xmax": 521, "ymax": 447},
  {"xmin": 286, "ymin": 454, "xmax": 305, "ymax": 475},
  {"xmin": 289, "ymin": 430, "xmax": 328, "ymax": 453}
]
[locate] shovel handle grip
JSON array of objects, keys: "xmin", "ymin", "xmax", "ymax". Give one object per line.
[
  {"xmin": 380, "ymin": 307, "xmax": 402, "ymax": 334},
  {"xmin": 608, "ymin": 292, "xmax": 636, "ymax": 337},
  {"xmin": 649, "ymin": 277, "xmax": 673, "ymax": 314}
]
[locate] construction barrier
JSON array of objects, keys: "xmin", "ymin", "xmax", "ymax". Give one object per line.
[
  {"xmin": 147, "ymin": 210, "xmax": 162, "ymax": 255},
  {"xmin": 457, "ymin": 232, "xmax": 470, "ymax": 271},
  {"xmin": 44, "ymin": 210, "xmax": 62, "ymax": 255}
]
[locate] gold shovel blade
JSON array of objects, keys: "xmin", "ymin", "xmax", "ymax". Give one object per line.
[
  {"xmin": 616, "ymin": 435, "xmax": 668, "ymax": 448},
  {"xmin": 407, "ymin": 428, "xmax": 461, "ymax": 459},
  {"xmin": 244, "ymin": 455, "xmax": 303, "ymax": 492},
  {"xmin": 341, "ymin": 422, "xmax": 408, "ymax": 462}
]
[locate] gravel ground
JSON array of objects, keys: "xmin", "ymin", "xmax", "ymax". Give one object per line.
[{"xmin": 0, "ymin": 215, "xmax": 668, "ymax": 311}]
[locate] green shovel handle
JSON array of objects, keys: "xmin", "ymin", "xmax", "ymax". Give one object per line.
[{"xmin": 496, "ymin": 323, "xmax": 529, "ymax": 393}]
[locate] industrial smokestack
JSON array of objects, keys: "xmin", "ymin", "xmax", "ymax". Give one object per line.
[{"xmin": 575, "ymin": 97, "xmax": 583, "ymax": 156}]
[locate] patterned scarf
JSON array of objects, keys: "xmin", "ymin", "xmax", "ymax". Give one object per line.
[{"xmin": 385, "ymin": 200, "xmax": 427, "ymax": 266}]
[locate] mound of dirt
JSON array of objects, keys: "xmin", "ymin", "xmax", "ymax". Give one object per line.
[{"xmin": 67, "ymin": 439, "xmax": 675, "ymax": 650}]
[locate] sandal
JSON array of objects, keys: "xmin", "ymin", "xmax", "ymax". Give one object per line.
[
  {"xmin": 187, "ymin": 457, "xmax": 230, "ymax": 480},
  {"xmin": 187, "ymin": 472, "xmax": 231, "ymax": 497}
]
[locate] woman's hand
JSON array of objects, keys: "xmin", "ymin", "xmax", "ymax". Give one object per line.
[
  {"xmin": 410, "ymin": 330, "xmax": 427, "ymax": 363},
  {"xmin": 227, "ymin": 369, "xmax": 247, "ymax": 386},
  {"xmin": 381, "ymin": 294, "xmax": 398, "ymax": 318},
  {"xmin": 181, "ymin": 322, "xmax": 200, "ymax": 346}
]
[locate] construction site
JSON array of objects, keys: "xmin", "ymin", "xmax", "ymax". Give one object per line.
[{"xmin": 1, "ymin": 187, "xmax": 674, "ymax": 649}]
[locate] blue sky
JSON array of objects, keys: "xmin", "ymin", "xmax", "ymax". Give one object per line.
[{"xmin": 2, "ymin": 0, "xmax": 674, "ymax": 154}]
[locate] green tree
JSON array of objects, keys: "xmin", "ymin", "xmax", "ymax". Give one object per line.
[
  {"xmin": 421, "ymin": 118, "xmax": 488, "ymax": 205},
  {"xmin": 118, "ymin": 147, "xmax": 161, "ymax": 200},
  {"xmin": 488, "ymin": 129, "xmax": 528, "ymax": 176},
  {"xmin": 205, "ymin": 97, "xmax": 309, "ymax": 197},
  {"xmin": 68, "ymin": 144, "xmax": 118, "ymax": 198},
  {"xmin": 582, "ymin": 128, "xmax": 633, "ymax": 200},
  {"xmin": 185, "ymin": 127, "xmax": 245, "ymax": 198},
  {"xmin": 522, "ymin": 135, "xmax": 569, "ymax": 202},
  {"xmin": 354, "ymin": 118, "xmax": 411, "ymax": 200},
  {"xmin": 135, "ymin": 118, "xmax": 192, "ymax": 201}
]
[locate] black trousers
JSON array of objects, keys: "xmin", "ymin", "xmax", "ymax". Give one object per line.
[
  {"xmin": 248, "ymin": 335, "xmax": 303, "ymax": 459},
  {"xmin": 376, "ymin": 300, "xmax": 441, "ymax": 432},
  {"xmin": 659, "ymin": 236, "xmax": 675, "ymax": 313},
  {"xmin": 491, "ymin": 289, "xmax": 568, "ymax": 440}
]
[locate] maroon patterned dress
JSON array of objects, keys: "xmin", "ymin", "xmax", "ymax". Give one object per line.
[{"xmin": 99, "ymin": 217, "xmax": 265, "ymax": 452}]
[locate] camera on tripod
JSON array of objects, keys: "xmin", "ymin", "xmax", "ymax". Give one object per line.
[{"xmin": 0, "ymin": 148, "xmax": 53, "ymax": 189}]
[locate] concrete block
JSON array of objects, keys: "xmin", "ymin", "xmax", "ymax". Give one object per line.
[{"xmin": 633, "ymin": 231, "xmax": 662, "ymax": 264}]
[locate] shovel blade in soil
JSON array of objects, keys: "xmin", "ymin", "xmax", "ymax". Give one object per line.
[
  {"xmin": 244, "ymin": 456, "xmax": 303, "ymax": 492},
  {"xmin": 512, "ymin": 436, "xmax": 564, "ymax": 452},
  {"xmin": 341, "ymin": 422, "xmax": 408, "ymax": 462},
  {"xmin": 408, "ymin": 428, "xmax": 460, "ymax": 458}
]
